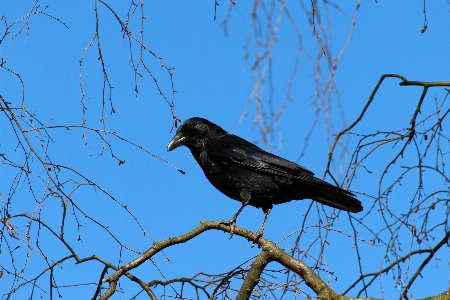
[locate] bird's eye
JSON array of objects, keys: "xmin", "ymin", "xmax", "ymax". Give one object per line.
[{"xmin": 179, "ymin": 125, "xmax": 193, "ymax": 137}]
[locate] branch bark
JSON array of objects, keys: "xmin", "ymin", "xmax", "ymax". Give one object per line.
[{"xmin": 101, "ymin": 221, "xmax": 378, "ymax": 299}]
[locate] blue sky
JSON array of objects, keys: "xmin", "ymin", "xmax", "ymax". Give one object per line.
[{"xmin": 1, "ymin": 1, "xmax": 449, "ymax": 299}]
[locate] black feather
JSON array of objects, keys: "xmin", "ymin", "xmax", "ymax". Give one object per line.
[{"xmin": 168, "ymin": 117, "xmax": 362, "ymax": 237}]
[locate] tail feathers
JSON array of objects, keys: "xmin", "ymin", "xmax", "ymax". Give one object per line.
[
  {"xmin": 308, "ymin": 184, "xmax": 363, "ymax": 213},
  {"xmin": 284, "ymin": 177, "xmax": 363, "ymax": 213},
  {"xmin": 313, "ymin": 194, "xmax": 363, "ymax": 213}
]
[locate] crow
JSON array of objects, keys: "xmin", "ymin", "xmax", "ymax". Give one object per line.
[{"xmin": 167, "ymin": 117, "xmax": 362, "ymax": 239}]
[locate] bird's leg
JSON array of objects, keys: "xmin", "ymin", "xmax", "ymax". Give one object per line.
[
  {"xmin": 253, "ymin": 206, "xmax": 272, "ymax": 242},
  {"xmin": 220, "ymin": 192, "xmax": 251, "ymax": 239},
  {"xmin": 219, "ymin": 200, "xmax": 249, "ymax": 239}
]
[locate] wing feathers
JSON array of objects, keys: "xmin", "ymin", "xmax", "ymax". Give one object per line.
[
  {"xmin": 210, "ymin": 134, "xmax": 315, "ymax": 177},
  {"xmin": 210, "ymin": 134, "xmax": 363, "ymax": 213}
]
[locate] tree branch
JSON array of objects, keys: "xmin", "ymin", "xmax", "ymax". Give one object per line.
[{"xmin": 236, "ymin": 250, "xmax": 272, "ymax": 300}]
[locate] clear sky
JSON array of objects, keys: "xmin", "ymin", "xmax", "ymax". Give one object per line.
[{"xmin": 1, "ymin": 1, "xmax": 449, "ymax": 299}]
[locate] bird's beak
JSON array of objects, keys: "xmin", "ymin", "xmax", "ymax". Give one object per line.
[{"xmin": 167, "ymin": 133, "xmax": 187, "ymax": 152}]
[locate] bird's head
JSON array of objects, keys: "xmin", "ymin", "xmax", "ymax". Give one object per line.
[{"xmin": 167, "ymin": 117, "xmax": 227, "ymax": 152}]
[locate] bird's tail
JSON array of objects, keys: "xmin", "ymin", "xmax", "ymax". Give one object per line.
[
  {"xmin": 303, "ymin": 181, "xmax": 363, "ymax": 213},
  {"xmin": 313, "ymin": 192, "xmax": 362, "ymax": 213}
]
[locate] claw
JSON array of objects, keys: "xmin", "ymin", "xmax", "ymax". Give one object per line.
[
  {"xmin": 219, "ymin": 199, "xmax": 250, "ymax": 239},
  {"xmin": 250, "ymin": 230, "xmax": 263, "ymax": 248},
  {"xmin": 219, "ymin": 218, "xmax": 237, "ymax": 239}
]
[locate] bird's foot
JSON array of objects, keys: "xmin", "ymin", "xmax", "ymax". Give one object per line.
[
  {"xmin": 250, "ymin": 230, "xmax": 263, "ymax": 248},
  {"xmin": 219, "ymin": 219, "xmax": 236, "ymax": 239}
]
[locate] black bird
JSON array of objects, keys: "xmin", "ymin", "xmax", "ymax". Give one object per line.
[{"xmin": 167, "ymin": 117, "xmax": 362, "ymax": 238}]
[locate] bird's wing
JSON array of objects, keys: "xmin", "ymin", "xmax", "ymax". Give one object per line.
[
  {"xmin": 209, "ymin": 134, "xmax": 315, "ymax": 178},
  {"xmin": 210, "ymin": 134, "xmax": 361, "ymax": 212}
]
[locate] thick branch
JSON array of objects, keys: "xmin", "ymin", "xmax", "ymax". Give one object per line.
[
  {"xmin": 101, "ymin": 221, "xmax": 377, "ymax": 299},
  {"xmin": 236, "ymin": 250, "xmax": 272, "ymax": 300}
]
